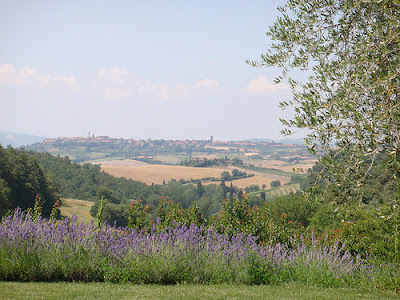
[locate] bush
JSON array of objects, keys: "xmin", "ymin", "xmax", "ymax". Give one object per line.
[
  {"xmin": 268, "ymin": 194, "xmax": 317, "ymax": 228},
  {"xmin": 270, "ymin": 180, "xmax": 281, "ymax": 188},
  {"xmin": 308, "ymin": 203, "xmax": 343, "ymax": 233},
  {"xmin": 338, "ymin": 203, "xmax": 400, "ymax": 263}
]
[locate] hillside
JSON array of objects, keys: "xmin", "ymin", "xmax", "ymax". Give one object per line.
[
  {"xmin": 6, "ymin": 149, "xmax": 227, "ymax": 226},
  {"xmin": 59, "ymin": 198, "xmax": 94, "ymax": 224},
  {"xmin": 25, "ymin": 135, "xmax": 314, "ymax": 191},
  {"xmin": 0, "ymin": 132, "xmax": 47, "ymax": 148},
  {"xmin": 2, "ymin": 138, "xmax": 315, "ymax": 227}
]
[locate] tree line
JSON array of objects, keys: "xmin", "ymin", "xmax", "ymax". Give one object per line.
[{"xmin": 0, "ymin": 145, "xmax": 58, "ymax": 217}]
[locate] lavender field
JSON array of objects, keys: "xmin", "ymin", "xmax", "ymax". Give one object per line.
[{"xmin": 0, "ymin": 208, "xmax": 399, "ymax": 291}]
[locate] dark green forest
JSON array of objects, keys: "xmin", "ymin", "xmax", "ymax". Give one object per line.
[{"xmin": 0, "ymin": 145, "xmax": 58, "ymax": 217}]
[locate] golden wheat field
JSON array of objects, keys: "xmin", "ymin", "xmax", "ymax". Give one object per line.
[
  {"xmin": 100, "ymin": 164, "xmax": 228, "ymax": 185},
  {"xmin": 99, "ymin": 161, "xmax": 293, "ymax": 189}
]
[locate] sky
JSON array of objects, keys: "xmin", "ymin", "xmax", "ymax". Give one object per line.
[{"xmin": 0, "ymin": 0, "xmax": 302, "ymax": 141}]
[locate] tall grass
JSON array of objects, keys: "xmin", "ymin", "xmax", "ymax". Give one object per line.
[{"xmin": 0, "ymin": 208, "xmax": 399, "ymax": 291}]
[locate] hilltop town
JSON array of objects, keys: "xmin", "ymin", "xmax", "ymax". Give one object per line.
[{"xmin": 27, "ymin": 134, "xmax": 312, "ymax": 164}]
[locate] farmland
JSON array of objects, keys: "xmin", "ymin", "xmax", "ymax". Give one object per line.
[
  {"xmin": 26, "ymin": 136, "xmax": 314, "ymax": 190},
  {"xmin": 98, "ymin": 159, "xmax": 149, "ymax": 167},
  {"xmin": 257, "ymin": 159, "xmax": 316, "ymax": 173},
  {"xmin": 59, "ymin": 198, "xmax": 94, "ymax": 225},
  {"xmin": 98, "ymin": 159, "xmax": 294, "ymax": 189},
  {"xmin": 100, "ymin": 164, "xmax": 227, "ymax": 185},
  {"xmin": 209, "ymin": 175, "xmax": 290, "ymax": 189}
]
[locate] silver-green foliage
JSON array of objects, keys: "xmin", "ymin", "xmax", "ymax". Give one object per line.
[{"xmin": 248, "ymin": 0, "xmax": 400, "ymax": 202}]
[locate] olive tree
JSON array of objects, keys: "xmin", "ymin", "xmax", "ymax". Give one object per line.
[{"xmin": 248, "ymin": 0, "xmax": 400, "ymax": 203}]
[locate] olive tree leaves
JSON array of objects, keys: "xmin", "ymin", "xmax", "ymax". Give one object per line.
[{"xmin": 248, "ymin": 0, "xmax": 400, "ymax": 203}]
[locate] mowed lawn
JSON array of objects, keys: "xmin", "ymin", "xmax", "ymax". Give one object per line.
[
  {"xmin": 100, "ymin": 164, "xmax": 227, "ymax": 185},
  {"xmin": 0, "ymin": 282, "xmax": 398, "ymax": 300}
]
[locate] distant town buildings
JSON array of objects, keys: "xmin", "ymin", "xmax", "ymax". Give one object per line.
[
  {"xmin": 42, "ymin": 136, "xmax": 275, "ymax": 149},
  {"xmin": 35, "ymin": 135, "xmax": 312, "ymax": 163}
]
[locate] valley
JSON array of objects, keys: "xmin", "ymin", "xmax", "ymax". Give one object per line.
[{"xmin": 27, "ymin": 135, "xmax": 315, "ymax": 191}]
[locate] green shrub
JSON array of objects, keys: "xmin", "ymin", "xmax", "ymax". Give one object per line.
[
  {"xmin": 268, "ymin": 193, "xmax": 317, "ymax": 228},
  {"xmin": 339, "ymin": 202, "xmax": 400, "ymax": 263}
]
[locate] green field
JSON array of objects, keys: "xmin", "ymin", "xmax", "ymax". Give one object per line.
[
  {"xmin": 265, "ymin": 183, "xmax": 300, "ymax": 196},
  {"xmin": 154, "ymin": 155, "xmax": 189, "ymax": 164},
  {"xmin": 249, "ymin": 183, "xmax": 300, "ymax": 198},
  {"xmin": 82, "ymin": 156, "xmax": 126, "ymax": 164},
  {"xmin": 59, "ymin": 198, "xmax": 94, "ymax": 224},
  {"xmin": 0, "ymin": 282, "xmax": 398, "ymax": 300}
]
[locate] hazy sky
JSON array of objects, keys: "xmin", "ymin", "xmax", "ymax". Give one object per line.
[{"xmin": 0, "ymin": 0, "xmax": 300, "ymax": 141}]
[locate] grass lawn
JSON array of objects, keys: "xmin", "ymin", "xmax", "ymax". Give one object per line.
[{"xmin": 0, "ymin": 282, "xmax": 399, "ymax": 300}]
